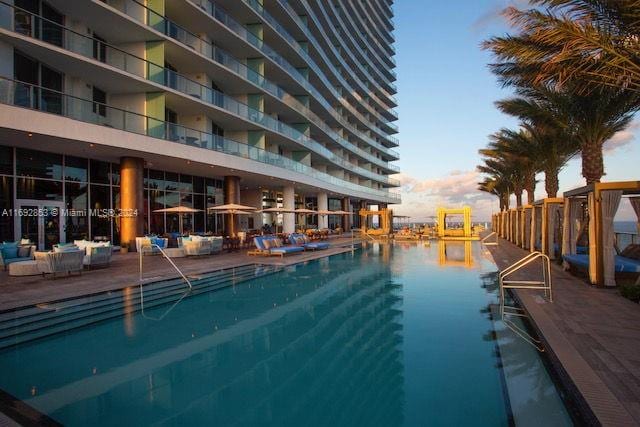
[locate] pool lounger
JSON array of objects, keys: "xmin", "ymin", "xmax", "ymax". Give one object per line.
[
  {"xmin": 563, "ymin": 254, "xmax": 640, "ymax": 273},
  {"xmin": 249, "ymin": 236, "xmax": 305, "ymax": 257},
  {"xmin": 289, "ymin": 233, "xmax": 330, "ymax": 251}
]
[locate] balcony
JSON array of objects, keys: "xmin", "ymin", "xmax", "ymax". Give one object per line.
[{"xmin": 0, "ymin": 77, "xmax": 400, "ymax": 202}]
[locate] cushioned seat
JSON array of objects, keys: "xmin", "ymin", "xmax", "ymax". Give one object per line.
[
  {"xmin": 269, "ymin": 246, "xmax": 305, "ymax": 255},
  {"xmin": 289, "ymin": 233, "xmax": 330, "ymax": 250},
  {"xmin": 249, "ymin": 236, "xmax": 304, "ymax": 257},
  {"xmin": 563, "ymin": 254, "xmax": 640, "ymax": 273}
]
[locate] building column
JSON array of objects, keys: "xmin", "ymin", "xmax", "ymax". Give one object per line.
[
  {"xmin": 224, "ymin": 176, "xmax": 240, "ymax": 236},
  {"xmin": 283, "ymin": 185, "xmax": 295, "ymax": 234},
  {"xmin": 318, "ymin": 192, "xmax": 328, "ymax": 229},
  {"xmin": 359, "ymin": 200, "xmax": 368, "ymax": 231},
  {"xmin": 120, "ymin": 157, "xmax": 145, "ymax": 251},
  {"xmin": 341, "ymin": 197, "xmax": 351, "ymax": 231}
]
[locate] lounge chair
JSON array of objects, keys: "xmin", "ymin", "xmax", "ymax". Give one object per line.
[
  {"xmin": 289, "ymin": 233, "xmax": 330, "ymax": 250},
  {"xmin": 249, "ymin": 236, "xmax": 304, "ymax": 257}
]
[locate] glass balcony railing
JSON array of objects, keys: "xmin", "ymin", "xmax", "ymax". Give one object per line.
[
  {"xmin": 276, "ymin": 0, "xmax": 400, "ymax": 126},
  {"xmin": 0, "ymin": 2, "xmax": 399, "ymax": 184},
  {"xmin": 239, "ymin": 0, "xmax": 399, "ymax": 128},
  {"xmin": 191, "ymin": 0, "xmax": 399, "ymax": 144},
  {"xmin": 0, "ymin": 77, "xmax": 400, "ymax": 202},
  {"xmin": 100, "ymin": 0, "xmax": 399, "ymax": 168}
]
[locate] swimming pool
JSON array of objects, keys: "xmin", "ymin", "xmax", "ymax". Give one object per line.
[{"xmin": 0, "ymin": 242, "xmax": 572, "ymax": 426}]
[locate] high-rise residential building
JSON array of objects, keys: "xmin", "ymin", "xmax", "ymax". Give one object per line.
[{"xmin": 0, "ymin": 0, "xmax": 399, "ymax": 250}]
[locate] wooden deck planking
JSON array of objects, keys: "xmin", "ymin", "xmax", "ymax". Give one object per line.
[{"xmin": 486, "ymin": 238, "xmax": 640, "ymax": 426}]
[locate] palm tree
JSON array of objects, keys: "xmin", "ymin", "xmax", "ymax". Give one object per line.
[
  {"xmin": 483, "ymin": 1, "xmax": 640, "ymax": 94},
  {"xmin": 479, "ymin": 148, "xmax": 526, "ymax": 207},
  {"xmin": 485, "ymin": 129, "xmax": 539, "ymax": 204},
  {"xmin": 500, "ymin": 87, "xmax": 635, "ymax": 184},
  {"xmin": 478, "ymin": 176, "xmax": 511, "ymax": 211}
]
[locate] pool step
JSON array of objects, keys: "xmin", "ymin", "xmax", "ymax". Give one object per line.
[
  {"xmin": 0, "ymin": 264, "xmax": 260, "ymax": 326},
  {"xmin": 0, "ymin": 264, "xmax": 271, "ymax": 332},
  {"xmin": 0, "ymin": 264, "xmax": 282, "ymax": 349}
]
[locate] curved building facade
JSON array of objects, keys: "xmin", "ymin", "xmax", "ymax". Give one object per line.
[{"xmin": 0, "ymin": 0, "xmax": 399, "ymax": 249}]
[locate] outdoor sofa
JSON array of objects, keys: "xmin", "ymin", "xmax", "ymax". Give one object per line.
[
  {"xmin": 179, "ymin": 235, "xmax": 224, "ymax": 256},
  {"xmin": 35, "ymin": 244, "xmax": 84, "ymax": 277},
  {"xmin": 74, "ymin": 239, "xmax": 112, "ymax": 268},
  {"xmin": 0, "ymin": 240, "xmax": 36, "ymax": 270}
]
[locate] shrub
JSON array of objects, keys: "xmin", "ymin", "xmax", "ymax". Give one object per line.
[{"xmin": 620, "ymin": 284, "xmax": 640, "ymax": 303}]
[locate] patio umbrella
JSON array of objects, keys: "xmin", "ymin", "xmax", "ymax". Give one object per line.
[
  {"xmin": 207, "ymin": 203, "xmax": 257, "ymax": 212},
  {"xmin": 207, "ymin": 204, "xmax": 257, "ymax": 236},
  {"xmin": 153, "ymin": 206, "xmax": 202, "ymax": 235}
]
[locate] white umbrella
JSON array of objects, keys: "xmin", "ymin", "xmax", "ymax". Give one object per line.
[
  {"xmin": 207, "ymin": 203, "xmax": 257, "ymax": 212},
  {"xmin": 153, "ymin": 206, "xmax": 202, "ymax": 235}
]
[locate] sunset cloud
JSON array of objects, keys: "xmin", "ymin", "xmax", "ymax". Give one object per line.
[{"xmin": 392, "ymin": 170, "xmax": 497, "ymax": 222}]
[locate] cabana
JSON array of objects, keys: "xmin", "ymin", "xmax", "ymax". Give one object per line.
[
  {"xmin": 359, "ymin": 208, "xmax": 394, "ymax": 237},
  {"xmin": 500, "ymin": 210, "xmax": 508, "ymax": 239},
  {"xmin": 519, "ymin": 205, "xmax": 533, "ymax": 250},
  {"xmin": 530, "ymin": 198, "xmax": 563, "ymax": 259},
  {"xmin": 562, "ymin": 181, "xmax": 640, "ymax": 287},
  {"xmin": 436, "ymin": 206, "xmax": 477, "ymax": 240},
  {"xmin": 509, "ymin": 208, "xmax": 519, "ymax": 245}
]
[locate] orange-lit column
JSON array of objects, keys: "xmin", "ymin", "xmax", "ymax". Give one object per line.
[
  {"xmin": 120, "ymin": 157, "xmax": 145, "ymax": 251},
  {"xmin": 224, "ymin": 176, "xmax": 240, "ymax": 237},
  {"xmin": 341, "ymin": 197, "xmax": 351, "ymax": 231}
]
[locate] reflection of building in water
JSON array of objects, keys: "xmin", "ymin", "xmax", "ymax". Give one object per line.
[
  {"xmin": 438, "ymin": 240, "xmax": 474, "ymax": 268},
  {"xmin": 122, "ymin": 286, "xmax": 136, "ymax": 337},
  {"xmin": 190, "ymin": 267, "xmax": 405, "ymax": 425}
]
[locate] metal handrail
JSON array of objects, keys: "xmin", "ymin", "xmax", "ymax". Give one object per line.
[
  {"xmin": 139, "ymin": 244, "xmax": 193, "ymax": 290},
  {"xmin": 481, "ymin": 232, "xmax": 498, "ymax": 246},
  {"xmin": 499, "ymin": 251, "xmax": 552, "ymax": 302}
]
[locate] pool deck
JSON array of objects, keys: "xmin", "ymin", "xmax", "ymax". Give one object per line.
[
  {"xmin": 0, "ymin": 236, "xmax": 361, "ymax": 312},
  {"xmin": 484, "ymin": 236, "xmax": 640, "ymax": 427}
]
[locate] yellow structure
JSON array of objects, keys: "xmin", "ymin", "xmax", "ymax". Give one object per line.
[
  {"xmin": 436, "ymin": 206, "xmax": 478, "ymax": 240},
  {"xmin": 359, "ymin": 208, "xmax": 394, "ymax": 237},
  {"xmin": 438, "ymin": 240, "xmax": 474, "ymax": 268}
]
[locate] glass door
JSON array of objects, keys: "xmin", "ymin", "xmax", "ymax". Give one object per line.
[{"xmin": 15, "ymin": 200, "xmax": 65, "ymax": 250}]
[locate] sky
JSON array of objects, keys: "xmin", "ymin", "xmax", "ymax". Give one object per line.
[{"xmin": 390, "ymin": 0, "xmax": 640, "ymax": 222}]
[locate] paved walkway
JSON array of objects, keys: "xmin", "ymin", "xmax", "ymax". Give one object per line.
[
  {"xmin": 485, "ymin": 237, "xmax": 640, "ymax": 426},
  {"xmin": 0, "ymin": 236, "xmax": 360, "ymax": 311}
]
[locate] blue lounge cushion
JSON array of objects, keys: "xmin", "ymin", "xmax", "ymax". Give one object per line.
[
  {"xmin": 563, "ymin": 254, "xmax": 589, "ymax": 268},
  {"xmin": 305, "ymin": 242, "xmax": 329, "ymax": 250},
  {"xmin": 563, "ymin": 254, "xmax": 640, "ymax": 273},
  {"xmin": 269, "ymin": 246, "xmax": 304, "ymax": 254},
  {"xmin": 1, "ymin": 245, "xmax": 19, "ymax": 259},
  {"xmin": 253, "ymin": 236, "xmax": 268, "ymax": 251},
  {"xmin": 4, "ymin": 257, "xmax": 32, "ymax": 265}
]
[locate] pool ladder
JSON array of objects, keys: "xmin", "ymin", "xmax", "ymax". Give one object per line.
[
  {"xmin": 138, "ymin": 244, "xmax": 193, "ymax": 321},
  {"xmin": 498, "ymin": 252, "xmax": 552, "ymax": 352},
  {"xmin": 139, "ymin": 244, "xmax": 193, "ymax": 290},
  {"xmin": 481, "ymin": 232, "xmax": 498, "ymax": 246},
  {"xmin": 499, "ymin": 251, "xmax": 552, "ymax": 302}
]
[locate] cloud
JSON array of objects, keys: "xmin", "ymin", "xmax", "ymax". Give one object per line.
[
  {"xmin": 392, "ymin": 170, "xmax": 497, "ymax": 222},
  {"xmin": 604, "ymin": 121, "xmax": 639, "ymax": 154}
]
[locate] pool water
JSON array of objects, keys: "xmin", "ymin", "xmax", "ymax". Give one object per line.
[{"xmin": 0, "ymin": 242, "xmax": 572, "ymax": 426}]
